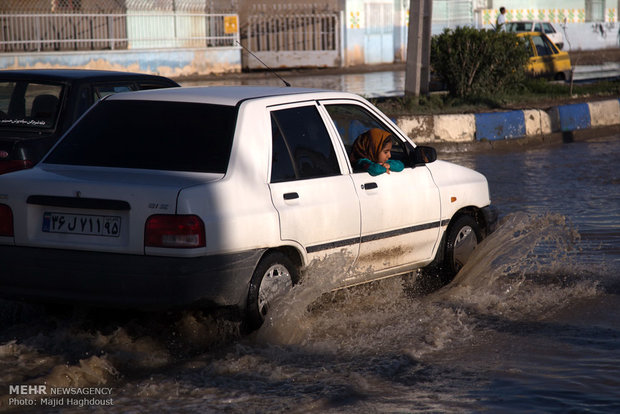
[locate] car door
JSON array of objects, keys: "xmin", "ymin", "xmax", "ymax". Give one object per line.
[
  {"xmin": 268, "ymin": 103, "xmax": 361, "ymax": 271},
  {"xmin": 320, "ymin": 101, "xmax": 441, "ymax": 277},
  {"xmin": 530, "ymin": 34, "xmax": 560, "ymax": 77}
]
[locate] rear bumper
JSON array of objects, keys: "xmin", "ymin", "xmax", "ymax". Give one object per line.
[{"xmin": 0, "ymin": 246, "xmax": 265, "ymax": 309}]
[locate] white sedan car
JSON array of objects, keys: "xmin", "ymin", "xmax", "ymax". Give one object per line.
[
  {"xmin": 0, "ymin": 86, "xmax": 497, "ymax": 328},
  {"xmin": 505, "ymin": 20, "xmax": 565, "ymax": 50}
]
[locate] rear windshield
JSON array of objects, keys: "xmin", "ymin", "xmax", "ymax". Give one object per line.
[
  {"xmin": 0, "ymin": 81, "xmax": 63, "ymax": 130},
  {"xmin": 45, "ymin": 100, "xmax": 237, "ymax": 173}
]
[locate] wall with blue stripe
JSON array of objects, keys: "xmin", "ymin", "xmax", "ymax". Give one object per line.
[
  {"xmin": 396, "ymin": 99, "xmax": 620, "ymax": 143},
  {"xmin": 0, "ymin": 48, "xmax": 241, "ymax": 77}
]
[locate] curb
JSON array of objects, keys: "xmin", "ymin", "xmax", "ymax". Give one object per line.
[{"xmin": 395, "ymin": 98, "xmax": 620, "ymax": 143}]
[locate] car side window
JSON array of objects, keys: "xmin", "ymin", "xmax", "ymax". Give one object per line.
[
  {"xmin": 532, "ymin": 35, "xmax": 553, "ymax": 56},
  {"xmin": 324, "ymin": 103, "xmax": 408, "ymax": 166},
  {"xmin": 93, "ymin": 84, "xmax": 133, "ymax": 100},
  {"xmin": 271, "ymin": 119, "xmax": 297, "ymax": 183},
  {"xmin": 542, "ymin": 23, "xmax": 555, "ymax": 34},
  {"xmin": 523, "ymin": 39, "xmax": 535, "ymax": 57},
  {"xmin": 74, "ymin": 86, "xmax": 94, "ymax": 119},
  {"xmin": 270, "ymin": 105, "xmax": 340, "ymax": 182},
  {"xmin": 137, "ymin": 81, "xmax": 176, "ymax": 90},
  {"xmin": 0, "ymin": 81, "xmax": 62, "ymax": 128},
  {"xmin": 74, "ymin": 83, "xmax": 134, "ymax": 120}
]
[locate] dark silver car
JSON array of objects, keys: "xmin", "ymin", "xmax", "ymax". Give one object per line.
[{"xmin": 0, "ymin": 69, "xmax": 179, "ymax": 174}]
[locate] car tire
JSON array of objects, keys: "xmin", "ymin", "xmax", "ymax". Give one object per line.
[
  {"xmin": 442, "ymin": 215, "xmax": 482, "ymax": 280},
  {"xmin": 247, "ymin": 251, "xmax": 298, "ymax": 330}
]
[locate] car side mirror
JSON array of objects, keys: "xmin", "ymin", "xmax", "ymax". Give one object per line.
[{"xmin": 411, "ymin": 145, "xmax": 437, "ymax": 166}]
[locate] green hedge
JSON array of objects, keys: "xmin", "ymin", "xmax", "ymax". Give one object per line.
[{"xmin": 431, "ymin": 26, "xmax": 529, "ymax": 99}]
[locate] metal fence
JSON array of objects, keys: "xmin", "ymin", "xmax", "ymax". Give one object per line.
[
  {"xmin": 0, "ymin": 12, "xmax": 239, "ymax": 52},
  {"xmin": 1, "ymin": 13, "xmax": 127, "ymax": 51},
  {"xmin": 247, "ymin": 12, "xmax": 338, "ymax": 52},
  {"xmin": 0, "ymin": 0, "xmax": 238, "ymax": 13},
  {"xmin": 432, "ymin": 0, "xmax": 474, "ymax": 27}
]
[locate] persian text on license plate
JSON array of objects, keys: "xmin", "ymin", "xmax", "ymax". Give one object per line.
[{"xmin": 42, "ymin": 212, "xmax": 121, "ymax": 237}]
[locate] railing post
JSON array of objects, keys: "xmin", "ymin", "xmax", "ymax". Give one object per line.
[
  {"xmin": 36, "ymin": 15, "xmax": 41, "ymax": 52},
  {"xmin": 339, "ymin": 11, "xmax": 344, "ymax": 67},
  {"xmin": 108, "ymin": 15, "xmax": 114, "ymax": 50}
]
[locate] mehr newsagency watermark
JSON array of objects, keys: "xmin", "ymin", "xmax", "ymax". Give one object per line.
[{"xmin": 7, "ymin": 384, "xmax": 114, "ymax": 408}]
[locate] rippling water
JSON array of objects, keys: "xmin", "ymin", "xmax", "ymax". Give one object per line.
[
  {"xmin": 1, "ymin": 137, "xmax": 618, "ymax": 413},
  {"xmin": 180, "ymin": 70, "xmax": 406, "ymax": 97}
]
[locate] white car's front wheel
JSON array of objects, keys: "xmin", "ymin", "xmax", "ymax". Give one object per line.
[
  {"xmin": 247, "ymin": 252, "xmax": 298, "ymax": 329},
  {"xmin": 444, "ymin": 215, "xmax": 482, "ymax": 278}
]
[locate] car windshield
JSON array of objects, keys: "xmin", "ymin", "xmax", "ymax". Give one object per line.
[
  {"xmin": 45, "ymin": 99, "xmax": 237, "ymax": 173},
  {"xmin": 0, "ymin": 81, "xmax": 63, "ymax": 130}
]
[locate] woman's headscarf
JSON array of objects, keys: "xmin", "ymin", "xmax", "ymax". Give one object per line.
[{"xmin": 351, "ymin": 128, "xmax": 393, "ymax": 163}]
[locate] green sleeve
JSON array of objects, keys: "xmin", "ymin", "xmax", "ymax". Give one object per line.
[
  {"xmin": 355, "ymin": 158, "xmax": 386, "ymax": 176},
  {"xmin": 387, "ymin": 160, "xmax": 404, "ymax": 172},
  {"xmin": 366, "ymin": 162, "xmax": 387, "ymax": 176}
]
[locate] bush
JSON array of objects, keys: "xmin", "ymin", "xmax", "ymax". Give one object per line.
[{"xmin": 431, "ymin": 26, "xmax": 529, "ymax": 99}]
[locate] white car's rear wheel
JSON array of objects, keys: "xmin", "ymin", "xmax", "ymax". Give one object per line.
[{"xmin": 247, "ymin": 252, "xmax": 297, "ymax": 329}]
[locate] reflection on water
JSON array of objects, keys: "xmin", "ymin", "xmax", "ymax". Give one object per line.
[
  {"xmin": 0, "ymin": 138, "xmax": 619, "ymax": 412},
  {"xmin": 180, "ymin": 63, "xmax": 607, "ymax": 98},
  {"xmin": 181, "ymin": 71, "xmax": 406, "ymax": 97},
  {"xmin": 441, "ymin": 139, "xmax": 620, "ymax": 269}
]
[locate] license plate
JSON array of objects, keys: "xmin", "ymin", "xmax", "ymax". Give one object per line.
[{"xmin": 42, "ymin": 212, "xmax": 121, "ymax": 237}]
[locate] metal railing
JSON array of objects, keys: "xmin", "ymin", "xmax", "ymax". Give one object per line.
[
  {"xmin": 0, "ymin": 12, "xmax": 239, "ymax": 52},
  {"xmin": 247, "ymin": 12, "xmax": 338, "ymax": 52}
]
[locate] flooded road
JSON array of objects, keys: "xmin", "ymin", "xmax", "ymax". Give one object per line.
[
  {"xmin": 180, "ymin": 70, "xmax": 406, "ymax": 97},
  {"xmin": 180, "ymin": 65, "xmax": 618, "ymax": 97},
  {"xmin": 1, "ymin": 137, "xmax": 619, "ymax": 413}
]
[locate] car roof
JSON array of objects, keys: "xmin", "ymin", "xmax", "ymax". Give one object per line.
[
  {"xmin": 516, "ymin": 31, "xmax": 545, "ymax": 37},
  {"xmin": 105, "ymin": 85, "xmax": 349, "ymax": 106},
  {"xmin": 0, "ymin": 68, "xmax": 178, "ymax": 83}
]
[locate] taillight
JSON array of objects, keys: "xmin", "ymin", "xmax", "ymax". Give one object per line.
[
  {"xmin": 0, "ymin": 160, "xmax": 34, "ymax": 175},
  {"xmin": 0, "ymin": 204, "xmax": 14, "ymax": 237},
  {"xmin": 145, "ymin": 215, "xmax": 205, "ymax": 248}
]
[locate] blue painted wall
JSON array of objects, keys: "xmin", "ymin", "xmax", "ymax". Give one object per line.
[
  {"xmin": 475, "ymin": 111, "xmax": 526, "ymax": 141},
  {"xmin": 0, "ymin": 48, "xmax": 241, "ymax": 77},
  {"xmin": 557, "ymin": 103, "xmax": 591, "ymax": 131}
]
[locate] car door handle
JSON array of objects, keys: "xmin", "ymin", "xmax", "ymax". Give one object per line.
[
  {"xmin": 283, "ymin": 192, "xmax": 299, "ymax": 200},
  {"xmin": 362, "ymin": 182, "xmax": 378, "ymax": 190}
]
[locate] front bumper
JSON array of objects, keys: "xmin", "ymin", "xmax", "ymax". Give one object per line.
[{"xmin": 0, "ymin": 246, "xmax": 265, "ymax": 309}]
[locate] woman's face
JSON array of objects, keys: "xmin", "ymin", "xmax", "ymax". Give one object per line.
[{"xmin": 378, "ymin": 141, "xmax": 392, "ymax": 164}]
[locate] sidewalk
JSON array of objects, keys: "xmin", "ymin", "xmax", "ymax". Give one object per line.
[{"xmin": 393, "ymin": 98, "xmax": 620, "ymax": 147}]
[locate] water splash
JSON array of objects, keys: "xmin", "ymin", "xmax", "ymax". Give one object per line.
[
  {"xmin": 437, "ymin": 212, "xmax": 599, "ymax": 319},
  {"xmin": 254, "ymin": 212, "xmax": 601, "ymax": 358}
]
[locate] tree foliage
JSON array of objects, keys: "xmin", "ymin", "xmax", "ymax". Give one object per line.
[{"xmin": 431, "ymin": 26, "xmax": 529, "ymax": 99}]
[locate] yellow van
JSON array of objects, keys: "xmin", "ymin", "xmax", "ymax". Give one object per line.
[{"xmin": 518, "ymin": 32, "xmax": 572, "ymax": 81}]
